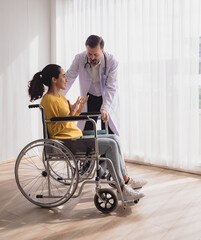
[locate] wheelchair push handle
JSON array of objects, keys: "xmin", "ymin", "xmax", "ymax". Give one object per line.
[{"xmin": 28, "ymin": 104, "xmax": 40, "ymax": 108}]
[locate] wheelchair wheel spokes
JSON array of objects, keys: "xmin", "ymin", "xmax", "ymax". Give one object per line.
[
  {"xmin": 43, "ymin": 154, "xmax": 75, "ymax": 186},
  {"xmin": 94, "ymin": 188, "xmax": 118, "ymax": 213},
  {"xmin": 77, "ymin": 158, "xmax": 95, "ymax": 182},
  {"xmin": 15, "ymin": 139, "xmax": 78, "ymax": 208}
]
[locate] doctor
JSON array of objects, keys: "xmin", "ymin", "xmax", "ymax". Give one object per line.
[{"xmin": 62, "ymin": 35, "xmax": 120, "ymax": 136}]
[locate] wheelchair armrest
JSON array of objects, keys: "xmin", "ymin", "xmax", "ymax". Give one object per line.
[
  {"xmin": 50, "ymin": 116, "xmax": 89, "ymax": 122},
  {"xmin": 80, "ymin": 112, "xmax": 101, "ymax": 117}
]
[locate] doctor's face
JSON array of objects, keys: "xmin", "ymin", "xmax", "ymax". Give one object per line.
[{"xmin": 86, "ymin": 45, "xmax": 104, "ymax": 65}]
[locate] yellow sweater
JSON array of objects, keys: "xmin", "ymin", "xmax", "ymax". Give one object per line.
[{"xmin": 40, "ymin": 93, "xmax": 82, "ymax": 139}]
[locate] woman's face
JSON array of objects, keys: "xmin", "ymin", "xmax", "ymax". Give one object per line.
[{"xmin": 55, "ymin": 68, "xmax": 67, "ymax": 90}]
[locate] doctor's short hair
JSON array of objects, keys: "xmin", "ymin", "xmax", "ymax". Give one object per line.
[{"xmin": 85, "ymin": 35, "xmax": 104, "ymax": 49}]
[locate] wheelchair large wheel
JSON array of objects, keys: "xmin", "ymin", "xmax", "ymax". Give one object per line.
[
  {"xmin": 42, "ymin": 145, "xmax": 79, "ymax": 186},
  {"xmin": 15, "ymin": 139, "xmax": 79, "ymax": 208},
  {"xmin": 94, "ymin": 188, "xmax": 118, "ymax": 213}
]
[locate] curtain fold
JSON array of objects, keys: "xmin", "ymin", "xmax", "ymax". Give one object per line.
[{"xmin": 53, "ymin": 0, "xmax": 201, "ymax": 171}]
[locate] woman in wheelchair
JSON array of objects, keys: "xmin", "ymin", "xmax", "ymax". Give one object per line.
[{"xmin": 28, "ymin": 64, "xmax": 147, "ymax": 201}]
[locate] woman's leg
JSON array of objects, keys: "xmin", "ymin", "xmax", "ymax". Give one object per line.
[
  {"xmin": 97, "ymin": 137, "xmax": 145, "ymax": 201},
  {"xmin": 98, "ymin": 134, "xmax": 128, "ymax": 177},
  {"xmin": 97, "ymin": 138, "xmax": 125, "ymax": 186}
]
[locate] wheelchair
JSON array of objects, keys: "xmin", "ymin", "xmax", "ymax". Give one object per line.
[{"xmin": 15, "ymin": 104, "xmax": 139, "ymax": 213}]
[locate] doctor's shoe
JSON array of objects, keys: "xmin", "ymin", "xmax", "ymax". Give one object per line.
[
  {"xmin": 127, "ymin": 177, "xmax": 148, "ymax": 189},
  {"xmin": 117, "ymin": 185, "xmax": 145, "ymax": 201}
]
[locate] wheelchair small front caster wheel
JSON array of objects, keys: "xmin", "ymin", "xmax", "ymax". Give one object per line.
[
  {"xmin": 94, "ymin": 188, "xmax": 118, "ymax": 213},
  {"xmin": 107, "ymin": 173, "xmax": 116, "ymax": 188}
]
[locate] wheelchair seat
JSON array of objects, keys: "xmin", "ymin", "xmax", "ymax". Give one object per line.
[{"xmin": 60, "ymin": 137, "xmax": 95, "ymax": 155}]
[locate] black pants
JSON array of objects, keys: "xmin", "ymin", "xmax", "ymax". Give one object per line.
[{"xmin": 84, "ymin": 92, "xmax": 114, "ymax": 134}]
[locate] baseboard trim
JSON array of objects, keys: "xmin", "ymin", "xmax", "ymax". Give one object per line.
[{"xmin": 125, "ymin": 159, "xmax": 201, "ymax": 176}]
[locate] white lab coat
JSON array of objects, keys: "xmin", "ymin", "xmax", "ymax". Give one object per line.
[{"xmin": 62, "ymin": 51, "xmax": 120, "ymax": 136}]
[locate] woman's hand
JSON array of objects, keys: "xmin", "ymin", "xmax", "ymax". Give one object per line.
[
  {"xmin": 70, "ymin": 95, "xmax": 89, "ymax": 116},
  {"xmin": 70, "ymin": 97, "xmax": 81, "ymax": 116},
  {"xmin": 77, "ymin": 95, "xmax": 89, "ymax": 115}
]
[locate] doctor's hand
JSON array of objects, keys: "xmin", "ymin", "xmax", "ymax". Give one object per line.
[{"xmin": 101, "ymin": 109, "xmax": 109, "ymax": 123}]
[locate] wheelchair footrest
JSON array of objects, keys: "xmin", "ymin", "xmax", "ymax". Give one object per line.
[{"xmin": 124, "ymin": 199, "xmax": 140, "ymax": 206}]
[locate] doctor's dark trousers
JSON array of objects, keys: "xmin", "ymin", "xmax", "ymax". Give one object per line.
[{"xmin": 84, "ymin": 92, "xmax": 114, "ymax": 134}]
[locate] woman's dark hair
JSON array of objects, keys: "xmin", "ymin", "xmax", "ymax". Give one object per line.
[
  {"xmin": 28, "ymin": 64, "xmax": 61, "ymax": 101},
  {"xmin": 85, "ymin": 35, "xmax": 104, "ymax": 49}
]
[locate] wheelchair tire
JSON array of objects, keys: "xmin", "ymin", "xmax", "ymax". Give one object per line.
[
  {"xmin": 94, "ymin": 188, "xmax": 118, "ymax": 213},
  {"xmin": 15, "ymin": 139, "xmax": 79, "ymax": 208}
]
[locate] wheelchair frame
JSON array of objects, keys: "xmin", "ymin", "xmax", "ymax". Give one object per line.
[{"xmin": 15, "ymin": 104, "xmax": 137, "ymax": 213}]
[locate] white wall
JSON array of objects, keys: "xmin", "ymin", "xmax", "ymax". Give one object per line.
[
  {"xmin": 199, "ymin": 113, "xmax": 201, "ymax": 158},
  {"xmin": 0, "ymin": 0, "xmax": 51, "ymax": 162}
]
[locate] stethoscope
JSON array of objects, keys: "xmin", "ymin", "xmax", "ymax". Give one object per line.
[{"xmin": 84, "ymin": 53, "xmax": 107, "ymax": 76}]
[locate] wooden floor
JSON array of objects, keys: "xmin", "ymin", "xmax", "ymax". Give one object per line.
[{"xmin": 1, "ymin": 160, "xmax": 201, "ymax": 240}]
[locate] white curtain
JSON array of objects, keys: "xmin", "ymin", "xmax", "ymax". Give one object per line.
[
  {"xmin": 53, "ymin": 0, "xmax": 201, "ymax": 171},
  {"xmin": 0, "ymin": 0, "xmax": 51, "ymax": 162}
]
